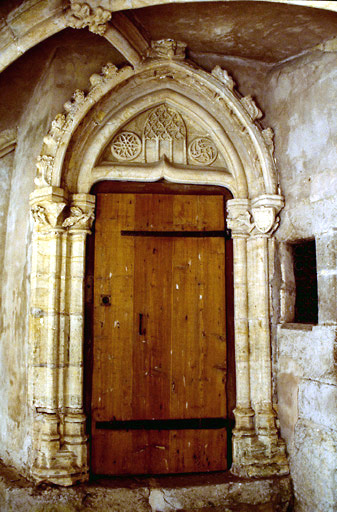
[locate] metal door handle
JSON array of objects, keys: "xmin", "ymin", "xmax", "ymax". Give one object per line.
[{"xmin": 139, "ymin": 313, "xmax": 146, "ymax": 335}]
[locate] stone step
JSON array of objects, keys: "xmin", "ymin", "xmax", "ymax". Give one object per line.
[{"xmin": 0, "ymin": 459, "xmax": 292, "ymax": 512}]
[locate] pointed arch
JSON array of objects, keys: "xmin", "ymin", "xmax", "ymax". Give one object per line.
[{"xmin": 35, "ymin": 58, "xmax": 278, "ymax": 200}]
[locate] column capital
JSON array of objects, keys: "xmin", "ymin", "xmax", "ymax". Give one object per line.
[
  {"xmin": 226, "ymin": 199, "xmax": 254, "ymax": 237},
  {"xmin": 251, "ymin": 194, "xmax": 284, "ymax": 236},
  {"xmin": 30, "ymin": 187, "xmax": 68, "ymax": 231},
  {"xmin": 227, "ymin": 195, "xmax": 284, "ymax": 237},
  {"xmin": 63, "ymin": 193, "xmax": 96, "ymax": 233}
]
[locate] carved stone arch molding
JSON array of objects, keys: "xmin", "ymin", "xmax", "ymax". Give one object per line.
[{"xmin": 29, "ymin": 42, "xmax": 288, "ymax": 485}]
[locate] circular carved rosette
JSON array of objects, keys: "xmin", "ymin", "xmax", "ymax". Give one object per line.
[
  {"xmin": 188, "ymin": 137, "xmax": 217, "ymax": 165},
  {"xmin": 111, "ymin": 131, "xmax": 142, "ymax": 161}
]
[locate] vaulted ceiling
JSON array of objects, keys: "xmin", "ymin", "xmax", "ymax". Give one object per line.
[
  {"xmin": 127, "ymin": 1, "xmax": 337, "ymax": 63},
  {"xmin": 0, "ymin": 1, "xmax": 336, "ymax": 74}
]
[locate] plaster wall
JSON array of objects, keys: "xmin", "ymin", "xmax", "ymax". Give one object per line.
[
  {"xmin": 0, "ymin": 33, "xmax": 125, "ymax": 474},
  {"xmin": 262, "ymin": 50, "xmax": 337, "ymax": 512},
  {"xmin": 0, "ymin": 151, "xmax": 14, "ymax": 281}
]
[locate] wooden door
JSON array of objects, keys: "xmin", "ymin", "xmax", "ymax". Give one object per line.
[{"xmin": 91, "ymin": 193, "xmax": 229, "ymax": 475}]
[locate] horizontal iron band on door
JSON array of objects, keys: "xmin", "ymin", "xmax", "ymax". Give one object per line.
[
  {"xmin": 121, "ymin": 230, "xmax": 231, "ymax": 239},
  {"xmin": 96, "ymin": 417, "xmax": 234, "ymax": 431}
]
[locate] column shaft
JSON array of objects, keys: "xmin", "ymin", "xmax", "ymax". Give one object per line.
[{"xmin": 232, "ymin": 235, "xmax": 255, "ymax": 431}]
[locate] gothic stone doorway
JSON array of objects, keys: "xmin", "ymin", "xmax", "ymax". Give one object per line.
[{"xmin": 85, "ymin": 182, "xmax": 235, "ymax": 476}]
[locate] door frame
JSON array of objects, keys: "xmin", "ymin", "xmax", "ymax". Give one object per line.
[{"xmin": 28, "ymin": 54, "xmax": 289, "ymax": 485}]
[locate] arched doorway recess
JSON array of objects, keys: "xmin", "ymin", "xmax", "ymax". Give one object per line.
[{"xmin": 29, "ymin": 40, "xmax": 288, "ymax": 485}]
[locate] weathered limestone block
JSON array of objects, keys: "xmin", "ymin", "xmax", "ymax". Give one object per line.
[
  {"xmin": 298, "ymin": 379, "xmax": 337, "ymax": 431},
  {"xmin": 278, "ymin": 324, "xmax": 337, "ymax": 385},
  {"xmin": 277, "ymin": 323, "xmax": 337, "ymax": 449},
  {"xmin": 277, "ymin": 322, "xmax": 337, "ymax": 511},
  {"xmin": 291, "ymin": 419, "xmax": 337, "ymax": 512},
  {"xmin": 277, "ymin": 371, "xmax": 299, "ymax": 446},
  {"xmin": 316, "ymin": 229, "xmax": 337, "ymax": 325}
]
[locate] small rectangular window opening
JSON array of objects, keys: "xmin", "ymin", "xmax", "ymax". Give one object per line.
[{"xmin": 292, "ymin": 239, "xmax": 318, "ymax": 324}]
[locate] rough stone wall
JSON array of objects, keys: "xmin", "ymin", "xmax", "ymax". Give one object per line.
[
  {"xmin": 0, "ymin": 30, "xmax": 125, "ymax": 475},
  {"xmin": 262, "ymin": 50, "xmax": 337, "ymax": 512}
]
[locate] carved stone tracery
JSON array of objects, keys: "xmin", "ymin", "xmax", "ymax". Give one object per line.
[
  {"xmin": 110, "ymin": 132, "xmax": 142, "ymax": 161},
  {"xmin": 188, "ymin": 137, "xmax": 218, "ymax": 165},
  {"xmin": 143, "ymin": 104, "xmax": 187, "ymax": 164},
  {"xmin": 144, "ymin": 104, "xmax": 186, "ymax": 141}
]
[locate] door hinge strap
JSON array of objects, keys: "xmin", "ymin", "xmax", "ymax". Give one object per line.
[
  {"xmin": 96, "ymin": 417, "xmax": 234, "ymax": 431},
  {"xmin": 121, "ymin": 230, "xmax": 231, "ymax": 239}
]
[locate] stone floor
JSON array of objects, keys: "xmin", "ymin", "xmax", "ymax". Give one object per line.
[{"xmin": 0, "ymin": 461, "xmax": 293, "ymax": 511}]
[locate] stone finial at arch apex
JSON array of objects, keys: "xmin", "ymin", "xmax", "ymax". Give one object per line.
[
  {"xmin": 33, "ymin": 54, "xmax": 280, "ymax": 200},
  {"xmin": 146, "ymin": 39, "xmax": 187, "ymax": 60}
]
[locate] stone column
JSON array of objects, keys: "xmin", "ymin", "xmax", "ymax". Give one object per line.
[
  {"xmin": 249, "ymin": 196, "xmax": 283, "ymax": 434},
  {"xmin": 248, "ymin": 195, "xmax": 288, "ymax": 476},
  {"xmin": 29, "ymin": 187, "xmax": 70, "ymax": 483},
  {"xmin": 247, "ymin": 233, "xmax": 277, "ymax": 433},
  {"xmin": 227, "ymin": 199, "xmax": 256, "ymax": 475},
  {"xmin": 29, "ymin": 188, "xmax": 95, "ymax": 485},
  {"xmin": 227, "ymin": 195, "xmax": 289, "ymax": 477},
  {"xmin": 62, "ymin": 193, "xmax": 95, "ymax": 476}
]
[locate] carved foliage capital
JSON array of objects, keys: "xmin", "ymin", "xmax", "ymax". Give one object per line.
[
  {"xmin": 63, "ymin": 194, "xmax": 96, "ymax": 232},
  {"xmin": 30, "ymin": 187, "xmax": 68, "ymax": 231},
  {"xmin": 227, "ymin": 199, "xmax": 253, "ymax": 237},
  {"xmin": 66, "ymin": 2, "xmax": 112, "ymax": 35},
  {"xmin": 30, "ymin": 197, "xmax": 67, "ymax": 232}
]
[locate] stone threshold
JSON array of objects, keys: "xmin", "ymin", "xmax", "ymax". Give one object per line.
[{"xmin": 0, "ymin": 460, "xmax": 293, "ymax": 511}]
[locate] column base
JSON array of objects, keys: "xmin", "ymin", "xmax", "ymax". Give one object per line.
[
  {"xmin": 31, "ymin": 412, "xmax": 89, "ymax": 486},
  {"xmin": 31, "ymin": 450, "xmax": 89, "ymax": 486},
  {"xmin": 63, "ymin": 413, "xmax": 88, "ymax": 471},
  {"xmin": 233, "ymin": 406, "xmax": 255, "ymax": 432},
  {"xmin": 231, "ymin": 431, "xmax": 289, "ymax": 478}
]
